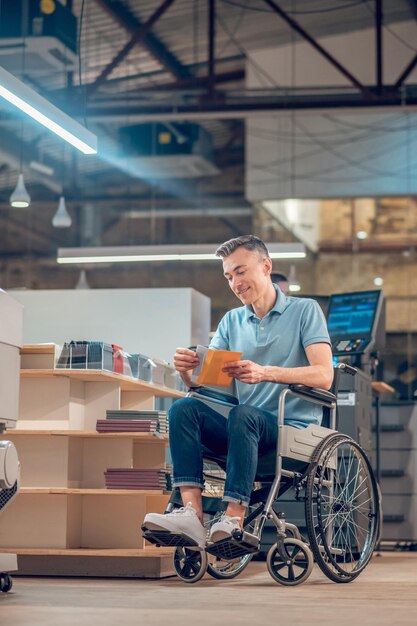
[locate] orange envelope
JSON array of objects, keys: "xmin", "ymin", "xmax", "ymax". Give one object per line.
[{"xmin": 197, "ymin": 349, "xmax": 242, "ymax": 387}]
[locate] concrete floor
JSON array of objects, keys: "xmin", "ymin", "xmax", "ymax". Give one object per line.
[{"xmin": 1, "ymin": 553, "xmax": 416, "ymax": 626}]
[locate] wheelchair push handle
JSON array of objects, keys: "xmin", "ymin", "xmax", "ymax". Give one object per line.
[{"xmin": 335, "ymin": 362, "xmax": 358, "ymax": 376}]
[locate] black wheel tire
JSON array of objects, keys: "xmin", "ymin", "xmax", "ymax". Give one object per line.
[
  {"xmin": 0, "ymin": 574, "xmax": 13, "ymax": 593},
  {"xmin": 173, "ymin": 547, "xmax": 207, "ymax": 583},
  {"xmin": 266, "ymin": 539, "xmax": 313, "ymax": 586},
  {"xmin": 305, "ymin": 433, "xmax": 380, "ymax": 584}
]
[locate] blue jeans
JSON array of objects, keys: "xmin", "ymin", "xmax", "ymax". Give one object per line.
[{"xmin": 168, "ymin": 397, "xmax": 278, "ymax": 506}]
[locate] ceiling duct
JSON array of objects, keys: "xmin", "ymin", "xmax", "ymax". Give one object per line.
[
  {"xmin": 118, "ymin": 122, "xmax": 220, "ymax": 179},
  {"xmin": 0, "ymin": 0, "xmax": 77, "ymax": 75}
]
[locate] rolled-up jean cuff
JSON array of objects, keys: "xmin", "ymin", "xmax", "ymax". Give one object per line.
[
  {"xmin": 173, "ymin": 479, "xmax": 204, "ymax": 490},
  {"xmin": 223, "ymin": 492, "xmax": 250, "ymax": 507}
]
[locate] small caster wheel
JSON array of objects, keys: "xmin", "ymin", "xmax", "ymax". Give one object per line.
[
  {"xmin": 267, "ymin": 538, "xmax": 313, "ymax": 586},
  {"xmin": 173, "ymin": 547, "xmax": 207, "ymax": 583},
  {"xmin": 0, "ymin": 574, "xmax": 13, "ymax": 593}
]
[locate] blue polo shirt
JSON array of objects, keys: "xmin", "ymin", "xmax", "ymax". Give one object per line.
[{"xmin": 209, "ymin": 284, "xmax": 331, "ymax": 428}]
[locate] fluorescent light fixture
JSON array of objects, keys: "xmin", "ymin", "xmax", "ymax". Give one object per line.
[
  {"xmin": 57, "ymin": 243, "xmax": 306, "ymax": 265},
  {"xmin": 29, "ymin": 160, "xmax": 54, "ymax": 177},
  {"xmin": 0, "ymin": 66, "xmax": 97, "ymax": 154}
]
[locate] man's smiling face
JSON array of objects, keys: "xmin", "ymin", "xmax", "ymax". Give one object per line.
[{"xmin": 222, "ymin": 246, "xmax": 272, "ymax": 305}]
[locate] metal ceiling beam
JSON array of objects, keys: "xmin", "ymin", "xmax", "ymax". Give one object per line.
[
  {"xmin": 376, "ymin": 0, "xmax": 383, "ymax": 92},
  {"xmin": 88, "ymin": 0, "xmax": 177, "ymax": 96},
  {"xmin": 208, "ymin": 0, "xmax": 216, "ymax": 98},
  {"xmin": 261, "ymin": 0, "xmax": 374, "ymax": 99},
  {"xmin": 136, "ymin": 69, "xmax": 244, "ymax": 92},
  {"xmin": 94, "ymin": 0, "xmax": 190, "ymax": 81},
  {"xmin": 75, "ymin": 88, "xmax": 417, "ymax": 122},
  {"xmin": 394, "ymin": 53, "xmax": 417, "ymax": 90},
  {"xmin": 394, "ymin": 1, "xmax": 417, "ymax": 89}
]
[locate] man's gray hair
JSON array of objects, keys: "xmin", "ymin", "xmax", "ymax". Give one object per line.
[{"xmin": 215, "ymin": 235, "xmax": 270, "ymax": 259}]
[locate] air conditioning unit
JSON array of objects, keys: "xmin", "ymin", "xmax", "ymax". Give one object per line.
[
  {"xmin": 118, "ymin": 122, "xmax": 220, "ymax": 179},
  {"xmin": 0, "ymin": 0, "xmax": 77, "ymax": 74}
]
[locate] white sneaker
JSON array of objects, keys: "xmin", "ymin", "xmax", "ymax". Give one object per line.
[
  {"xmin": 209, "ymin": 514, "xmax": 242, "ymax": 543},
  {"xmin": 143, "ymin": 502, "xmax": 207, "ymax": 548}
]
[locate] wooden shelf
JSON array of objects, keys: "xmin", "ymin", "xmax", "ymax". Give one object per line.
[
  {"xmin": 0, "ymin": 547, "xmax": 174, "ymax": 557},
  {"xmin": 0, "ymin": 547, "xmax": 175, "ymax": 578},
  {"xmin": 19, "ymin": 488, "xmax": 169, "ymax": 496},
  {"xmin": 21, "ymin": 368, "xmax": 185, "ymax": 398},
  {"xmin": 1, "ymin": 546, "xmax": 175, "ymax": 558},
  {"xmin": 1, "ymin": 430, "xmax": 168, "ymax": 443},
  {"xmin": 21, "ymin": 344, "xmax": 57, "ymax": 355},
  {"xmin": 1, "ymin": 343, "xmax": 177, "ymax": 577}
]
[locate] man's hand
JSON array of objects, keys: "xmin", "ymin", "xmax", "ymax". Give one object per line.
[
  {"xmin": 173, "ymin": 347, "xmax": 200, "ymax": 373},
  {"xmin": 223, "ymin": 360, "xmax": 265, "ymax": 384}
]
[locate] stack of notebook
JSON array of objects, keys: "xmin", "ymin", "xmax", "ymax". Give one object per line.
[
  {"xmin": 104, "ymin": 467, "xmax": 173, "ymax": 491},
  {"xmin": 96, "ymin": 419, "xmax": 158, "ymax": 433},
  {"xmin": 104, "ymin": 409, "xmax": 169, "ymax": 434}
]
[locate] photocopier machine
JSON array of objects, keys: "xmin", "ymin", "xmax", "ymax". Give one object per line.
[
  {"xmin": 0, "ymin": 289, "xmax": 23, "ymax": 592},
  {"xmin": 327, "ymin": 289, "xmax": 386, "ymax": 453}
]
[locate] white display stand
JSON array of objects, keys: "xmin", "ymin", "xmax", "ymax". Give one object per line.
[
  {"xmin": 0, "ymin": 290, "xmax": 22, "ymax": 589},
  {"xmin": 0, "ymin": 345, "xmax": 185, "ymax": 578},
  {"xmin": 11, "ymin": 288, "xmax": 210, "ymax": 363}
]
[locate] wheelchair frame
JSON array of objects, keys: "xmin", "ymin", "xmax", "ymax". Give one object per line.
[{"xmin": 142, "ymin": 363, "xmax": 380, "ymax": 585}]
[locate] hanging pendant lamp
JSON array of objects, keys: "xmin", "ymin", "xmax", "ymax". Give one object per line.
[
  {"xmin": 52, "ymin": 196, "xmax": 72, "ymax": 228},
  {"xmin": 288, "ymin": 264, "xmax": 301, "ymax": 292},
  {"xmin": 10, "ymin": 173, "xmax": 31, "ymax": 208}
]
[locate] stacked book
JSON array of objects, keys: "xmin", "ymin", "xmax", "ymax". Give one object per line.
[
  {"xmin": 96, "ymin": 419, "xmax": 158, "ymax": 433},
  {"xmin": 104, "ymin": 467, "xmax": 173, "ymax": 491},
  {"xmin": 103, "ymin": 409, "xmax": 169, "ymax": 434}
]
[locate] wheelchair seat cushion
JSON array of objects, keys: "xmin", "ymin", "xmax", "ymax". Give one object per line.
[{"xmin": 202, "ymin": 447, "xmax": 308, "ymax": 483}]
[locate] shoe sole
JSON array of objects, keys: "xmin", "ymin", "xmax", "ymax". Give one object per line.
[
  {"xmin": 209, "ymin": 530, "xmax": 232, "ymax": 543},
  {"xmin": 142, "ymin": 522, "xmax": 205, "ymax": 548}
]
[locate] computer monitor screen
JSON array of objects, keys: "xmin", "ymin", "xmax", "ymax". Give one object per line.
[{"xmin": 327, "ymin": 290, "xmax": 381, "ymax": 338}]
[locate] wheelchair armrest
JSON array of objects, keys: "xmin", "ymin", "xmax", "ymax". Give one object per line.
[
  {"xmin": 187, "ymin": 386, "xmax": 239, "ymax": 406},
  {"xmin": 288, "ymin": 384, "xmax": 336, "ymax": 406}
]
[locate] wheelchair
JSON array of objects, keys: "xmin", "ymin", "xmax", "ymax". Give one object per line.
[{"xmin": 142, "ymin": 363, "xmax": 380, "ymax": 586}]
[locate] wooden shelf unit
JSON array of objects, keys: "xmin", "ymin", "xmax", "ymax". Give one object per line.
[{"xmin": 0, "ymin": 344, "xmax": 184, "ymax": 578}]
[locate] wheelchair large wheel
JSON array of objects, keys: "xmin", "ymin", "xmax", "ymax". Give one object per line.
[
  {"xmin": 305, "ymin": 433, "xmax": 380, "ymax": 583},
  {"xmin": 266, "ymin": 539, "xmax": 313, "ymax": 586},
  {"xmin": 205, "ymin": 504, "xmax": 260, "ymax": 579},
  {"xmin": 173, "ymin": 547, "xmax": 207, "ymax": 583},
  {"xmin": 207, "ymin": 553, "xmax": 253, "ymax": 579}
]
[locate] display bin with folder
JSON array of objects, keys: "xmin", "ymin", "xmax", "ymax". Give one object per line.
[
  {"xmin": 151, "ymin": 358, "xmax": 167, "ymax": 387},
  {"xmin": 57, "ymin": 341, "xmax": 114, "ymax": 371},
  {"xmin": 128, "ymin": 353, "xmax": 153, "ymax": 382},
  {"xmin": 164, "ymin": 364, "xmax": 177, "ymax": 390}
]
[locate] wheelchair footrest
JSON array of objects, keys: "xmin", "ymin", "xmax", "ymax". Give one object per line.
[
  {"xmin": 206, "ymin": 530, "xmax": 260, "ymax": 560},
  {"xmin": 142, "ymin": 527, "xmax": 200, "ymax": 548}
]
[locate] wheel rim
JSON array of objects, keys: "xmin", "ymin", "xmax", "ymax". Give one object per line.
[
  {"xmin": 267, "ymin": 540, "xmax": 312, "ymax": 584},
  {"xmin": 308, "ymin": 437, "xmax": 379, "ymax": 580},
  {"xmin": 173, "ymin": 548, "xmax": 205, "ymax": 581},
  {"xmin": 207, "ymin": 553, "xmax": 253, "ymax": 578}
]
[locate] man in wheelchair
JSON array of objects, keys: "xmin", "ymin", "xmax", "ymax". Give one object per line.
[
  {"xmin": 144, "ymin": 235, "xmax": 334, "ymax": 548},
  {"xmin": 142, "ymin": 235, "xmax": 373, "ymax": 584}
]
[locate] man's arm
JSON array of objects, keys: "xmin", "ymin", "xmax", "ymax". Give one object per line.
[{"xmin": 223, "ymin": 342, "xmax": 334, "ymax": 390}]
